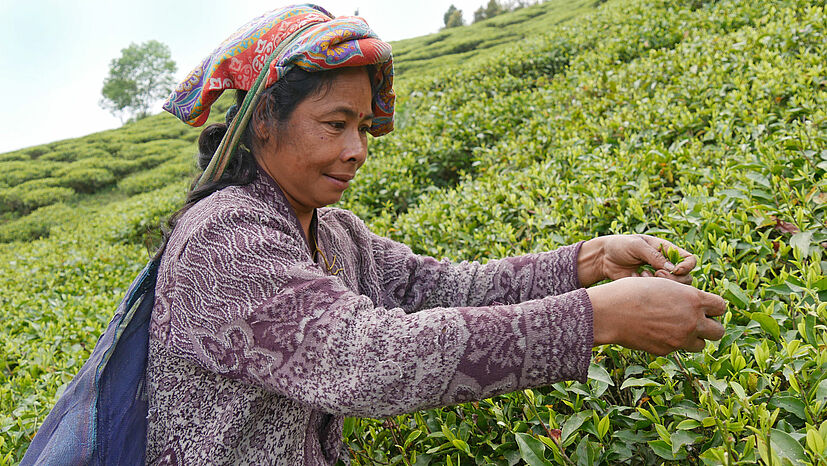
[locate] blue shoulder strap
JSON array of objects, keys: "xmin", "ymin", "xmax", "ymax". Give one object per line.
[{"xmin": 21, "ymin": 258, "xmax": 160, "ymax": 466}]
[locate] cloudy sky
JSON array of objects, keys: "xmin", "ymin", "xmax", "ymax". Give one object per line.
[{"xmin": 0, "ymin": 0, "xmax": 487, "ymax": 153}]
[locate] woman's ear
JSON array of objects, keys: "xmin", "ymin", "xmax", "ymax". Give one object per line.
[
  {"xmin": 253, "ymin": 118, "xmax": 270, "ymax": 142},
  {"xmin": 252, "ymin": 101, "xmax": 273, "ymax": 142}
]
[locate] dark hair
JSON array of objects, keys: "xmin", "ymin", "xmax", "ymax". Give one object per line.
[{"xmin": 152, "ymin": 67, "xmax": 360, "ymax": 260}]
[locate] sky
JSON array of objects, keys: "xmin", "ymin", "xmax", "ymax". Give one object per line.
[{"xmin": 0, "ymin": 0, "xmax": 488, "ymax": 154}]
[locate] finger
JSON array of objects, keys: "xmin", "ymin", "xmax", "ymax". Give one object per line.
[
  {"xmin": 698, "ymin": 291, "xmax": 727, "ymax": 317},
  {"xmin": 673, "ymin": 252, "xmax": 697, "ymax": 275},
  {"xmin": 640, "ymin": 270, "xmax": 653, "ymax": 278},
  {"xmin": 654, "ymin": 269, "xmax": 693, "ymax": 284},
  {"xmin": 696, "ymin": 317, "xmax": 725, "ymax": 341},
  {"xmin": 638, "ymin": 238, "xmax": 675, "ymax": 272},
  {"xmin": 645, "ymin": 237, "xmax": 697, "ymax": 275},
  {"xmin": 684, "ymin": 338, "xmax": 707, "ymax": 352}
]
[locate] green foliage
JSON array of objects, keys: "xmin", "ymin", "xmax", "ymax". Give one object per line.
[
  {"xmin": 100, "ymin": 40, "xmax": 177, "ymax": 122},
  {"xmin": 0, "ymin": 179, "xmax": 74, "ymax": 214},
  {"xmin": 117, "ymin": 159, "xmax": 195, "ymax": 195},
  {"xmin": 56, "ymin": 167, "xmax": 115, "ymax": 194},
  {"xmin": 17, "ymin": 187, "xmax": 75, "ymax": 212},
  {"xmin": 661, "ymin": 245, "xmax": 683, "ymax": 266},
  {"xmin": 0, "ymin": 161, "xmax": 62, "ymax": 188},
  {"xmin": 103, "ymin": 182, "xmax": 187, "ymax": 246},
  {"xmin": 0, "ymin": 203, "xmax": 75, "ymax": 243},
  {"xmin": 1, "ymin": 0, "xmax": 826, "ymax": 463},
  {"xmin": 0, "ymin": 152, "xmax": 29, "ymax": 163},
  {"xmin": 0, "ymin": 111, "xmax": 204, "ymax": 242}
]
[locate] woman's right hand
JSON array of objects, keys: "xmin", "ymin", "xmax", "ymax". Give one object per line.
[{"xmin": 587, "ymin": 277, "xmax": 726, "ymax": 355}]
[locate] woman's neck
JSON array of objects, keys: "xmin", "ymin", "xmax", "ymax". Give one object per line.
[
  {"xmin": 296, "ymin": 212, "xmax": 312, "ymax": 245},
  {"xmin": 254, "ymin": 157, "xmax": 315, "ymax": 253}
]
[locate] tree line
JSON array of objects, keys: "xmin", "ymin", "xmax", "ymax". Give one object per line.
[{"xmin": 443, "ymin": 0, "xmax": 538, "ymax": 29}]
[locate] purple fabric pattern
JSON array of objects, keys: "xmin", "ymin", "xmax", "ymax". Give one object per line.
[{"xmin": 146, "ymin": 168, "xmax": 594, "ymax": 465}]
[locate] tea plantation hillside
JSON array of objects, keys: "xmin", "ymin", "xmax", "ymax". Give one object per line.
[{"xmin": 2, "ymin": 0, "xmax": 826, "ymax": 464}]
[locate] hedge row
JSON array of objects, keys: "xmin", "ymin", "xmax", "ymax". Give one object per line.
[{"xmin": 0, "ymin": 113, "xmax": 201, "ymax": 222}]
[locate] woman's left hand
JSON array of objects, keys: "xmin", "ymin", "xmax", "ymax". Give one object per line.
[{"xmin": 578, "ymin": 234, "xmax": 697, "ymax": 287}]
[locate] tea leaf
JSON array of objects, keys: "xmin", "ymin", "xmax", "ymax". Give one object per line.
[{"xmin": 515, "ymin": 433, "xmax": 551, "ymax": 466}]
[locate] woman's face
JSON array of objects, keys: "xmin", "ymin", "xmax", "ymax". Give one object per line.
[{"xmin": 255, "ymin": 67, "xmax": 374, "ymax": 218}]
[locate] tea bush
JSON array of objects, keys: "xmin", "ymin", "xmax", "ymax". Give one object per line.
[
  {"xmin": 1, "ymin": 0, "xmax": 825, "ymax": 464},
  {"xmin": 0, "ymin": 153, "xmax": 29, "ymax": 163},
  {"xmin": 16, "ymin": 187, "xmax": 75, "ymax": 213},
  {"xmin": 0, "ymin": 178, "xmax": 73, "ymax": 212},
  {"xmin": 0, "ymin": 100, "xmax": 206, "ymax": 242},
  {"xmin": 0, "ymin": 161, "xmax": 61, "ymax": 189},
  {"xmin": 55, "ymin": 167, "xmax": 115, "ymax": 194},
  {"xmin": 0, "ymin": 203, "xmax": 75, "ymax": 243},
  {"xmin": 116, "ymin": 159, "xmax": 195, "ymax": 195}
]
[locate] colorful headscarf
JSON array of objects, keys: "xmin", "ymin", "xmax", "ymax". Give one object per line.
[{"xmin": 163, "ymin": 4, "xmax": 395, "ymax": 186}]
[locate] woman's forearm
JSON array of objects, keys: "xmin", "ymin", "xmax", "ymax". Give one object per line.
[{"xmin": 576, "ymin": 237, "xmax": 605, "ymax": 288}]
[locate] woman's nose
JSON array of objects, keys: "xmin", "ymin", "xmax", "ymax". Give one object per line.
[{"xmin": 341, "ymin": 128, "xmax": 367, "ymax": 165}]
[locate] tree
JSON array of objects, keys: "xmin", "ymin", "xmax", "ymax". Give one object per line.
[
  {"xmin": 100, "ymin": 40, "xmax": 177, "ymax": 123},
  {"xmin": 443, "ymin": 4, "xmax": 465, "ymax": 29},
  {"xmin": 473, "ymin": 0, "xmax": 507, "ymax": 23},
  {"xmin": 473, "ymin": 6, "xmax": 487, "ymax": 23},
  {"xmin": 484, "ymin": 0, "xmax": 504, "ymax": 18}
]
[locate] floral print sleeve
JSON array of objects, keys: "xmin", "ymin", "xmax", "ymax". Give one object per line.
[
  {"xmin": 319, "ymin": 208, "xmax": 584, "ymax": 312},
  {"xmin": 158, "ymin": 207, "xmax": 593, "ymax": 419},
  {"xmin": 370, "ymin": 232, "xmax": 585, "ymax": 312}
]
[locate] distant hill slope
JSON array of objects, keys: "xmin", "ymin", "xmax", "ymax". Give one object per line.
[
  {"xmin": 389, "ymin": 0, "xmax": 596, "ymax": 75},
  {"xmin": 0, "ymin": 0, "xmax": 597, "ymax": 245},
  {"xmin": 2, "ymin": 0, "xmax": 825, "ymax": 463}
]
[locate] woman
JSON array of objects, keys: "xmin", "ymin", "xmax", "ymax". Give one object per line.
[{"xmin": 150, "ymin": 5, "xmax": 726, "ymax": 465}]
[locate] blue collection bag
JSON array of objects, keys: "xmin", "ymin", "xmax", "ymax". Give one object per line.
[{"xmin": 21, "ymin": 258, "xmax": 160, "ymax": 466}]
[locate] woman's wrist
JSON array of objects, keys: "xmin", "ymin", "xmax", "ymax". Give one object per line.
[
  {"xmin": 577, "ymin": 237, "xmax": 605, "ymax": 287},
  {"xmin": 586, "ymin": 284, "xmax": 615, "ymax": 346}
]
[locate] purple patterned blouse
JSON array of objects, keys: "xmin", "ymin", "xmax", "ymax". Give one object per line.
[{"xmin": 145, "ymin": 168, "xmax": 594, "ymax": 465}]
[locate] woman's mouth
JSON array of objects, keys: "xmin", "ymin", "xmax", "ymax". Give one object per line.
[{"xmin": 324, "ymin": 173, "xmax": 353, "ymax": 189}]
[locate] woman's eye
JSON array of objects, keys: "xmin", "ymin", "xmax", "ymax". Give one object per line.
[
  {"xmin": 359, "ymin": 125, "xmax": 370, "ymax": 134},
  {"xmin": 327, "ymin": 121, "xmax": 345, "ymax": 130}
]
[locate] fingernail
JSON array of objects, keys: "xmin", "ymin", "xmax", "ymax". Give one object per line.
[{"xmin": 664, "ymin": 261, "xmax": 675, "ymax": 272}]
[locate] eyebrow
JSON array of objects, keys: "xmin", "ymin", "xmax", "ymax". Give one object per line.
[{"xmin": 326, "ymin": 106, "xmax": 374, "ymax": 120}]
